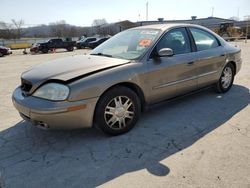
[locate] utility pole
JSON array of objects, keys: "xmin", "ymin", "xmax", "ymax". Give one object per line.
[
  {"xmin": 237, "ymin": 7, "xmax": 240, "ymax": 20},
  {"xmin": 146, "ymin": 2, "xmax": 148, "ymax": 21},
  {"xmin": 245, "ymin": 16, "xmax": 250, "ymax": 43},
  {"xmin": 211, "ymin": 7, "xmax": 214, "ymax": 17}
]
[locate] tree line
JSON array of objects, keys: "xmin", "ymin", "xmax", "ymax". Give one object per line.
[
  {"xmin": 0, "ymin": 19, "xmax": 25, "ymax": 39},
  {"xmin": 0, "ymin": 19, "xmax": 113, "ymax": 39}
]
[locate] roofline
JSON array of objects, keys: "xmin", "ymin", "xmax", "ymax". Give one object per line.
[
  {"xmin": 137, "ymin": 16, "xmax": 235, "ymax": 23},
  {"xmin": 130, "ymin": 23, "xmax": 206, "ymax": 31}
]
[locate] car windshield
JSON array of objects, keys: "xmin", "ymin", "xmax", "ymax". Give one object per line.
[
  {"xmin": 80, "ymin": 38, "xmax": 87, "ymax": 42},
  {"xmin": 91, "ymin": 29, "xmax": 161, "ymax": 60},
  {"xmin": 32, "ymin": 43, "xmax": 40, "ymax": 47}
]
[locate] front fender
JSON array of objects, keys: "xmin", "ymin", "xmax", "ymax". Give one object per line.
[{"xmin": 67, "ymin": 63, "xmax": 147, "ymax": 102}]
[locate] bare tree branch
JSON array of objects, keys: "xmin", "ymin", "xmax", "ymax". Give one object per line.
[
  {"xmin": 92, "ymin": 19, "xmax": 108, "ymax": 27},
  {"xmin": 0, "ymin": 21, "xmax": 14, "ymax": 39},
  {"xmin": 11, "ymin": 19, "xmax": 25, "ymax": 39}
]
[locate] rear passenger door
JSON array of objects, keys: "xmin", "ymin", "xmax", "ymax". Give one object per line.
[
  {"xmin": 188, "ymin": 27, "xmax": 226, "ymax": 88},
  {"xmin": 49, "ymin": 39, "xmax": 61, "ymax": 48},
  {"xmin": 54, "ymin": 39, "xmax": 63, "ymax": 48}
]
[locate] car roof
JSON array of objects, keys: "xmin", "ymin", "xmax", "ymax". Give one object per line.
[{"xmin": 131, "ymin": 23, "xmax": 205, "ymax": 31}]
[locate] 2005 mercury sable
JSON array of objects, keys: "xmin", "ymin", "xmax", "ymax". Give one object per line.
[{"xmin": 12, "ymin": 24, "xmax": 242, "ymax": 135}]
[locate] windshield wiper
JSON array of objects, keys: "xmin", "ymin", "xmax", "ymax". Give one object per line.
[{"xmin": 91, "ymin": 53, "xmax": 113, "ymax": 58}]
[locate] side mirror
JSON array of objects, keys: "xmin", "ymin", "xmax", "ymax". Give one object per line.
[{"xmin": 158, "ymin": 48, "xmax": 174, "ymax": 57}]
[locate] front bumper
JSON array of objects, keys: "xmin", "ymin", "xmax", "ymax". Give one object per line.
[
  {"xmin": 76, "ymin": 43, "xmax": 81, "ymax": 48},
  {"xmin": 88, "ymin": 44, "xmax": 95, "ymax": 49},
  {"xmin": 76, "ymin": 43, "xmax": 86, "ymax": 48},
  {"xmin": 30, "ymin": 47, "xmax": 39, "ymax": 53},
  {"xmin": 12, "ymin": 87, "xmax": 99, "ymax": 129},
  {"xmin": 6, "ymin": 49, "xmax": 12, "ymax": 55}
]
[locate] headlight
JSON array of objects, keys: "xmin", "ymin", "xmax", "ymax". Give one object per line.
[{"xmin": 33, "ymin": 83, "xmax": 69, "ymax": 101}]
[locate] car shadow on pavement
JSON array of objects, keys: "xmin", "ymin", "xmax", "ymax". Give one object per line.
[{"xmin": 0, "ymin": 85, "xmax": 249, "ymax": 188}]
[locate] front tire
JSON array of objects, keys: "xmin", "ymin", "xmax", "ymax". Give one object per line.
[
  {"xmin": 215, "ymin": 63, "xmax": 235, "ymax": 93},
  {"xmin": 66, "ymin": 46, "xmax": 74, "ymax": 51},
  {"xmin": 94, "ymin": 86, "xmax": 141, "ymax": 136}
]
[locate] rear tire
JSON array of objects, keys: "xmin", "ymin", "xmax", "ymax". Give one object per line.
[
  {"xmin": 41, "ymin": 48, "xmax": 49, "ymax": 53},
  {"xmin": 94, "ymin": 86, "xmax": 141, "ymax": 136},
  {"xmin": 215, "ymin": 63, "xmax": 235, "ymax": 93},
  {"xmin": 0, "ymin": 52, "xmax": 3, "ymax": 57}
]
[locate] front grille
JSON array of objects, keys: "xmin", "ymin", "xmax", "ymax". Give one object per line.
[{"xmin": 21, "ymin": 79, "xmax": 32, "ymax": 93}]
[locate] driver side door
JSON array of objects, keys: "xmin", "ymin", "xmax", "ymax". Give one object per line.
[{"xmin": 146, "ymin": 27, "xmax": 198, "ymax": 103}]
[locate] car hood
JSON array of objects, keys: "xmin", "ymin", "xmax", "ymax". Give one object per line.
[
  {"xmin": 21, "ymin": 55, "xmax": 130, "ymax": 93},
  {"xmin": 0, "ymin": 46, "xmax": 8, "ymax": 50}
]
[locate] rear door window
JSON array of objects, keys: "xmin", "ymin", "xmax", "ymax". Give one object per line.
[{"xmin": 190, "ymin": 28, "xmax": 219, "ymax": 51}]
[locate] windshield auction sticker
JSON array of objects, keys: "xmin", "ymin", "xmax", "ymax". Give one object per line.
[{"xmin": 139, "ymin": 39, "xmax": 152, "ymax": 47}]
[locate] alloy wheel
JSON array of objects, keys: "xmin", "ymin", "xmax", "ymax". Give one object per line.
[
  {"xmin": 221, "ymin": 67, "xmax": 233, "ymax": 89},
  {"xmin": 104, "ymin": 96, "xmax": 135, "ymax": 130}
]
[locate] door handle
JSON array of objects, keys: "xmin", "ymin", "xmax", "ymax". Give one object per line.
[{"xmin": 187, "ymin": 62, "xmax": 194, "ymax": 65}]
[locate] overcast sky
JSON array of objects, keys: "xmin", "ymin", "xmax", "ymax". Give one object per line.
[{"xmin": 0, "ymin": 0, "xmax": 249, "ymax": 26}]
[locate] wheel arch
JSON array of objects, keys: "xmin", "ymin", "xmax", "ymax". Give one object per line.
[
  {"xmin": 226, "ymin": 61, "xmax": 236, "ymax": 75},
  {"xmin": 94, "ymin": 82, "xmax": 146, "ymax": 117}
]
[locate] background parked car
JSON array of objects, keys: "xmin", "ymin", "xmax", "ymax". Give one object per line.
[
  {"xmin": 87, "ymin": 37, "xmax": 110, "ymax": 49},
  {"xmin": 0, "ymin": 46, "xmax": 12, "ymax": 57},
  {"xmin": 76, "ymin": 37, "xmax": 96, "ymax": 49},
  {"xmin": 30, "ymin": 38, "xmax": 76, "ymax": 54}
]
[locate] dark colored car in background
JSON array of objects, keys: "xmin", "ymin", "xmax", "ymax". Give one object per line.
[
  {"xmin": 0, "ymin": 46, "xmax": 12, "ymax": 57},
  {"xmin": 30, "ymin": 38, "xmax": 76, "ymax": 54},
  {"xmin": 88, "ymin": 37, "xmax": 110, "ymax": 49},
  {"xmin": 76, "ymin": 37, "xmax": 96, "ymax": 49}
]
